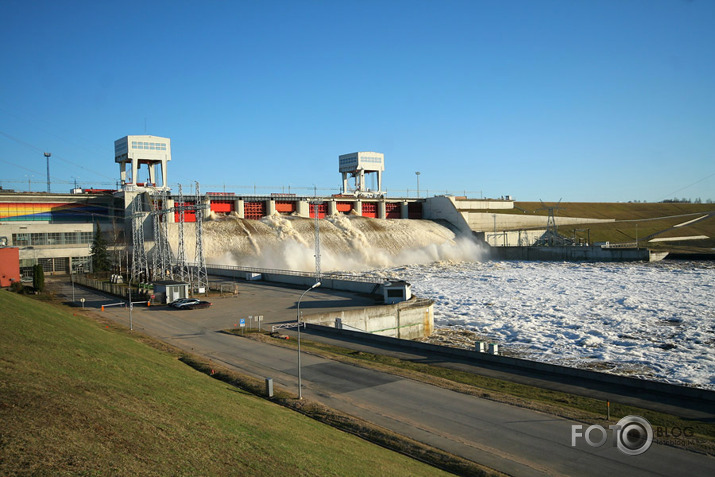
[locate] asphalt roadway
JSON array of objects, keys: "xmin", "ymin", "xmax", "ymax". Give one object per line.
[{"xmin": 51, "ymin": 278, "xmax": 713, "ymax": 476}]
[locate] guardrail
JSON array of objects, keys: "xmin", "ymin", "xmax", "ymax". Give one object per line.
[{"xmin": 601, "ymin": 242, "xmax": 638, "ymax": 249}]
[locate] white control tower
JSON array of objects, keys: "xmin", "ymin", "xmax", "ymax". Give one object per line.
[
  {"xmin": 115, "ymin": 135, "xmax": 171, "ymax": 189},
  {"xmin": 339, "ymin": 151, "xmax": 384, "ymax": 196}
]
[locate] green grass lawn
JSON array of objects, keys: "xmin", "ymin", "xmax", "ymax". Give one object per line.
[{"xmin": 0, "ymin": 291, "xmax": 452, "ymax": 476}]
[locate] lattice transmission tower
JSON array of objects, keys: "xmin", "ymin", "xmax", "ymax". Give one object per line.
[
  {"xmin": 175, "ymin": 183, "xmax": 190, "ymax": 283},
  {"xmin": 160, "ymin": 188, "xmax": 174, "ymax": 278},
  {"xmin": 193, "ymin": 182, "xmax": 208, "ymax": 292},
  {"xmin": 151, "ymin": 193, "xmax": 162, "ymax": 279},
  {"xmin": 130, "ymin": 194, "xmax": 149, "ymax": 283},
  {"xmin": 150, "ymin": 188, "xmax": 174, "ymax": 280}
]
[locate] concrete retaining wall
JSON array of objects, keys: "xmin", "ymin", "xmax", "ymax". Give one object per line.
[
  {"xmin": 306, "ymin": 324, "xmax": 715, "ymax": 403},
  {"xmin": 465, "ymin": 212, "xmax": 613, "ymax": 232},
  {"xmin": 303, "ymin": 298, "xmax": 434, "ymax": 339},
  {"xmin": 422, "ymin": 196, "xmax": 472, "ymax": 234}
]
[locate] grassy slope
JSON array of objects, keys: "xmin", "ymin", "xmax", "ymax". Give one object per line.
[
  {"xmin": 505, "ymin": 202, "xmax": 715, "ymax": 252},
  {"xmin": 0, "ymin": 291, "xmax": 448, "ymax": 476}
]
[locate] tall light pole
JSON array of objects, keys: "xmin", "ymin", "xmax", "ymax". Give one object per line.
[
  {"xmin": 415, "ymin": 171, "xmax": 421, "ymax": 198},
  {"xmin": 296, "ymin": 281, "xmax": 321, "ymax": 399},
  {"xmin": 44, "ymin": 152, "xmax": 51, "ymax": 193}
]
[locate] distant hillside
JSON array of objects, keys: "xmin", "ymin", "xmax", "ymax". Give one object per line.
[{"xmin": 505, "ymin": 202, "xmax": 715, "ymax": 254}]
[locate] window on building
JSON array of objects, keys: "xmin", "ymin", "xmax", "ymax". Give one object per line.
[
  {"xmin": 48, "ymin": 232, "xmax": 62, "ymax": 245},
  {"xmin": 13, "ymin": 233, "xmax": 30, "ymax": 246},
  {"xmin": 31, "ymin": 233, "xmax": 47, "ymax": 245},
  {"xmin": 39, "ymin": 258, "xmax": 53, "ymax": 272}
]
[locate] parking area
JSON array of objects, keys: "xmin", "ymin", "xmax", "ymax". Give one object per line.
[{"xmin": 50, "ymin": 277, "xmax": 380, "ymax": 333}]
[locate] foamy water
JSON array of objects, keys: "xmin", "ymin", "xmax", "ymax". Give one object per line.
[
  {"xmin": 379, "ymin": 260, "xmax": 715, "ymax": 389},
  {"xmin": 195, "ymin": 215, "xmax": 486, "ymax": 270}
]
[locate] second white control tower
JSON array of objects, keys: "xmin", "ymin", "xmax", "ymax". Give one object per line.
[{"xmin": 339, "ymin": 151, "xmax": 384, "ymax": 196}]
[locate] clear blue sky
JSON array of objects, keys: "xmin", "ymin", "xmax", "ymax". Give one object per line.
[{"xmin": 1, "ymin": 0, "xmax": 713, "ymax": 202}]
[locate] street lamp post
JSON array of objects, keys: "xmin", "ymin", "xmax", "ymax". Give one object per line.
[
  {"xmin": 44, "ymin": 152, "xmax": 51, "ymax": 193},
  {"xmin": 296, "ymin": 281, "xmax": 321, "ymax": 399},
  {"xmin": 415, "ymin": 171, "xmax": 421, "ymax": 198}
]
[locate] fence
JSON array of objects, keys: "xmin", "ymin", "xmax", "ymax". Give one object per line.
[{"xmin": 73, "ymin": 274, "xmax": 151, "ymax": 301}]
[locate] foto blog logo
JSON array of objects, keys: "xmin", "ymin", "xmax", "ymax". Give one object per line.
[{"xmin": 571, "ymin": 415, "xmax": 653, "ymax": 456}]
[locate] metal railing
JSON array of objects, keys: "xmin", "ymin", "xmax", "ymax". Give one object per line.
[{"xmin": 601, "ymin": 242, "xmax": 638, "ymax": 249}]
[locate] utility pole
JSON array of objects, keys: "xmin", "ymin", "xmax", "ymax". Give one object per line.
[{"xmin": 44, "ymin": 152, "xmax": 51, "ymax": 193}]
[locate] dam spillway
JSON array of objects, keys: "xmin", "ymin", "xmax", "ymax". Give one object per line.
[{"xmin": 167, "ymin": 214, "xmax": 486, "ymax": 272}]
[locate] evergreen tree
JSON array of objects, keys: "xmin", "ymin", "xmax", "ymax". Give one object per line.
[
  {"xmin": 33, "ymin": 264, "xmax": 45, "ymax": 292},
  {"xmin": 91, "ymin": 222, "xmax": 111, "ymax": 272}
]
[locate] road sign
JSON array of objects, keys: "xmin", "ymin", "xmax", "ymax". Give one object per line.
[{"xmin": 240, "ymin": 318, "xmax": 246, "ymax": 327}]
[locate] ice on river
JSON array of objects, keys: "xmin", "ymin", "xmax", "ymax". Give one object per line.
[{"xmin": 382, "ymin": 260, "xmax": 715, "ymax": 389}]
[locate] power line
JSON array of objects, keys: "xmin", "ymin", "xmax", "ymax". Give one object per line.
[
  {"xmin": 660, "ymin": 171, "xmax": 715, "ymax": 201},
  {"xmin": 0, "ymin": 130, "xmax": 115, "ymax": 181}
]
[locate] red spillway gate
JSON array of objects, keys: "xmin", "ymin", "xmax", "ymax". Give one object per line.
[
  {"xmin": 244, "ymin": 201, "xmax": 266, "ymax": 220},
  {"xmin": 361, "ymin": 202, "xmax": 377, "ymax": 218},
  {"xmin": 309, "ymin": 203, "xmax": 327, "ymax": 219}
]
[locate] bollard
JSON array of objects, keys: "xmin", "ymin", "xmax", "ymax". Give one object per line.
[{"xmin": 265, "ymin": 378, "xmax": 274, "ymax": 398}]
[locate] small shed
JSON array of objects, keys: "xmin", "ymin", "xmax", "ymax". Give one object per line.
[
  {"xmin": 383, "ymin": 280, "xmax": 412, "ymax": 304},
  {"xmin": 153, "ymin": 280, "xmax": 190, "ymax": 304}
]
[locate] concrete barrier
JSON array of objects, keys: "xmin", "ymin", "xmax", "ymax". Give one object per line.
[
  {"xmin": 303, "ymin": 297, "xmax": 434, "ymax": 339},
  {"xmin": 491, "ymin": 246, "xmax": 652, "ymax": 262}
]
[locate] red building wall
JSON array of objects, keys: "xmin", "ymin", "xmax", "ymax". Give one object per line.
[{"xmin": 0, "ymin": 248, "xmax": 21, "ymax": 287}]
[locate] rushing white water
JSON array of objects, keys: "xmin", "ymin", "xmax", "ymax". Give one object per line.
[
  {"xmin": 195, "ymin": 215, "xmax": 714, "ymax": 389},
  {"xmin": 377, "ymin": 260, "xmax": 715, "ymax": 389},
  {"xmin": 199, "ymin": 214, "xmax": 486, "ymax": 270}
]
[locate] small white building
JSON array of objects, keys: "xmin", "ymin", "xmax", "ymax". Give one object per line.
[
  {"xmin": 153, "ymin": 280, "xmax": 190, "ymax": 304},
  {"xmin": 115, "ymin": 135, "xmax": 172, "ymax": 189},
  {"xmin": 339, "ymin": 151, "xmax": 384, "ymax": 196},
  {"xmin": 383, "ymin": 280, "xmax": 412, "ymax": 304}
]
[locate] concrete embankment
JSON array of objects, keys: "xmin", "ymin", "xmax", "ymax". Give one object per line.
[{"xmin": 490, "ymin": 245, "xmax": 657, "ymax": 261}]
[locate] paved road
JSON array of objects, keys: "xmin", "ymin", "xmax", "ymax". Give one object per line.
[{"xmin": 53, "ymin": 280, "xmax": 714, "ymax": 476}]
